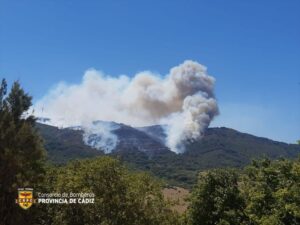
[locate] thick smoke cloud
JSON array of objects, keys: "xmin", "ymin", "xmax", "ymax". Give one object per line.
[
  {"xmin": 82, "ymin": 121, "xmax": 120, "ymax": 154},
  {"xmin": 34, "ymin": 60, "xmax": 218, "ymax": 153}
]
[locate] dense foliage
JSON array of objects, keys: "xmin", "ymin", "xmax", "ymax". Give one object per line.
[
  {"xmin": 37, "ymin": 157, "xmax": 179, "ymax": 225},
  {"xmin": 185, "ymin": 158, "xmax": 300, "ymax": 225},
  {"xmin": 186, "ymin": 169, "xmax": 246, "ymax": 225},
  {"xmin": 0, "ymin": 79, "xmax": 46, "ymax": 225},
  {"xmin": 241, "ymin": 158, "xmax": 300, "ymax": 224}
]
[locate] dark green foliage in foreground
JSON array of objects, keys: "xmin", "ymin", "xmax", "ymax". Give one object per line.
[
  {"xmin": 37, "ymin": 157, "xmax": 179, "ymax": 225},
  {"xmin": 185, "ymin": 158, "xmax": 300, "ymax": 225},
  {"xmin": 186, "ymin": 169, "xmax": 246, "ymax": 225},
  {"xmin": 241, "ymin": 158, "xmax": 300, "ymax": 224},
  {"xmin": 0, "ymin": 79, "xmax": 46, "ymax": 225}
]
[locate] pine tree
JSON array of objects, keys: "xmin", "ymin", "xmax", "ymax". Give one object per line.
[{"xmin": 0, "ymin": 79, "xmax": 46, "ymax": 225}]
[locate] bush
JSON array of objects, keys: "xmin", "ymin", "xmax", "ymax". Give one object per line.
[
  {"xmin": 186, "ymin": 169, "xmax": 246, "ymax": 225},
  {"xmin": 38, "ymin": 157, "xmax": 180, "ymax": 225},
  {"xmin": 186, "ymin": 158, "xmax": 300, "ymax": 225}
]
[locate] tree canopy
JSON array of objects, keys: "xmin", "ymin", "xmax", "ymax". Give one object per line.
[
  {"xmin": 186, "ymin": 169, "xmax": 246, "ymax": 225},
  {"xmin": 38, "ymin": 157, "xmax": 179, "ymax": 225},
  {"xmin": 185, "ymin": 158, "xmax": 300, "ymax": 225},
  {"xmin": 0, "ymin": 79, "xmax": 46, "ymax": 225}
]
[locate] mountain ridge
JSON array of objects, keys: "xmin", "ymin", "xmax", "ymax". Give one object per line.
[{"xmin": 36, "ymin": 122, "xmax": 300, "ymax": 187}]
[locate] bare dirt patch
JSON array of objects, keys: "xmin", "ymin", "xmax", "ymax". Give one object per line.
[{"xmin": 163, "ymin": 187, "xmax": 190, "ymax": 214}]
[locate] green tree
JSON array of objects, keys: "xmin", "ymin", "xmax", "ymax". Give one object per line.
[
  {"xmin": 241, "ymin": 158, "xmax": 300, "ymax": 225},
  {"xmin": 186, "ymin": 169, "xmax": 246, "ymax": 225},
  {"xmin": 38, "ymin": 157, "xmax": 179, "ymax": 225},
  {"xmin": 0, "ymin": 79, "xmax": 46, "ymax": 225}
]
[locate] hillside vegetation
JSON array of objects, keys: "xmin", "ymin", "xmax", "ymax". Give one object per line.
[{"xmin": 37, "ymin": 123, "xmax": 300, "ymax": 187}]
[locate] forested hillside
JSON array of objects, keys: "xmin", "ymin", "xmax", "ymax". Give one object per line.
[{"xmin": 36, "ymin": 123, "xmax": 300, "ymax": 187}]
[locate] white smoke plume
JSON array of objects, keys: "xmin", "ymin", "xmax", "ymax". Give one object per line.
[
  {"xmin": 82, "ymin": 121, "xmax": 120, "ymax": 154},
  {"xmin": 34, "ymin": 60, "xmax": 218, "ymax": 153}
]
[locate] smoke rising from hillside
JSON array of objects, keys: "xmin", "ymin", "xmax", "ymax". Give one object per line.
[
  {"xmin": 34, "ymin": 60, "xmax": 218, "ymax": 153},
  {"xmin": 82, "ymin": 121, "xmax": 120, "ymax": 154}
]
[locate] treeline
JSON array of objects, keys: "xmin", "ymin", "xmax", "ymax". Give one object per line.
[
  {"xmin": 186, "ymin": 158, "xmax": 300, "ymax": 225},
  {"xmin": 1, "ymin": 80, "xmax": 300, "ymax": 225}
]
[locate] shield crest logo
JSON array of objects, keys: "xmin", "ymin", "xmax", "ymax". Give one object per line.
[{"xmin": 16, "ymin": 188, "xmax": 33, "ymax": 210}]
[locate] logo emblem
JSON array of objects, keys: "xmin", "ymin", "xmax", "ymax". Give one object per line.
[{"xmin": 16, "ymin": 188, "xmax": 34, "ymax": 210}]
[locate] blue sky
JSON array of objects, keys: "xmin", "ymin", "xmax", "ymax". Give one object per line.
[{"xmin": 1, "ymin": 0, "xmax": 299, "ymax": 143}]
